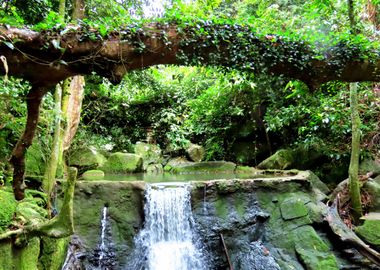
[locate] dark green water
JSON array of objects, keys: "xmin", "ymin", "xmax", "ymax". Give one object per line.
[{"xmin": 103, "ymin": 172, "xmax": 284, "ymax": 182}]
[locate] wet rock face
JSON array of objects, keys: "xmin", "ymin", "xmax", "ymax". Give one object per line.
[
  {"xmin": 59, "ymin": 181, "xmax": 145, "ymax": 269},
  {"xmin": 191, "ymin": 187, "xmax": 281, "ymax": 269},
  {"xmin": 190, "ymin": 175, "xmax": 340, "ymax": 270}
]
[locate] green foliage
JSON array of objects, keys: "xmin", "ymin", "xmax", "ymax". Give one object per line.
[
  {"xmin": 0, "ymin": 0, "xmax": 58, "ymax": 25},
  {"xmin": 264, "ymin": 81, "xmax": 379, "ymax": 159},
  {"xmin": 0, "ymin": 78, "xmax": 29, "ymax": 160}
]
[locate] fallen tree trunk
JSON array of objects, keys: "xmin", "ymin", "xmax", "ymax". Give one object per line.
[
  {"xmin": 324, "ymin": 198, "xmax": 380, "ymax": 266},
  {"xmin": 1, "ymin": 23, "xmax": 380, "ymax": 88}
]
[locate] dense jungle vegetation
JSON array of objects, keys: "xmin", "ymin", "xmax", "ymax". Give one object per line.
[
  {"xmin": 0, "ymin": 0, "xmax": 379, "ymax": 184},
  {"xmin": 1, "ymin": 0, "xmax": 380, "ymax": 269}
]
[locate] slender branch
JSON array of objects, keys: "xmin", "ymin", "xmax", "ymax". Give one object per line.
[{"xmin": 9, "ymin": 85, "xmax": 48, "ymax": 200}]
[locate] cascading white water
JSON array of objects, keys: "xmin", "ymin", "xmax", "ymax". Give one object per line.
[
  {"xmin": 98, "ymin": 206, "xmax": 108, "ymax": 265},
  {"xmin": 128, "ymin": 182, "xmax": 208, "ymax": 270}
]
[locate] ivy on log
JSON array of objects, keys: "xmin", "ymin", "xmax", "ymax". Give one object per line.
[{"xmin": 1, "ymin": 22, "xmax": 380, "ymax": 89}]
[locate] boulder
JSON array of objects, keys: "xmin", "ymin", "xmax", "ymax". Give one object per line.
[
  {"xmin": 69, "ymin": 146, "xmax": 107, "ymax": 173},
  {"xmin": 257, "ymin": 146, "xmax": 323, "ymax": 170},
  {"xmin": 101, "ymin": 152, "xmax": 143, "ymax": 173},
  {"xmin": 257, "ymin": 149, "xmax": 294, "ymax": 170},
  {"xmin": 186, "ymin": 143, "xmax": 205, "ymax": 162},
  {"xmin": 163, "ymin": 157, "xmax": 191, "ymax": 172},
  {"xmin": 294, "ymin": 226, "xmax": 338, "ymax": 270},
  {"xmin": 165, "ymin": 160, "xmax": 236, "ymax": 174},
  {"xmin": 280, "ymin": 197, "xmax": 309, "ymax": 220},
  {"xmin": 359, "ymin": 158, "xmax": 380, "ymax": 175},
  {"xmin": 363, "ymin": 178, "xmax": 380, "ymax": 211},
  {"xmin": 146, "ymin": 164, "xmax": 164, "ymax": 174},
  {"xmin": 355, "ymin": 215, "xmax": 380, "ymax": 250},
  {"xmin": 134, "ymin": 142, "xmax": 163, "ymax": 170},
  {"xmin": 82, "ymin": 170, "xmax": 105, "ymax": 181}
]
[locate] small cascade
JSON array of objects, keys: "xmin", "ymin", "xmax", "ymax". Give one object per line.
[
  {"xmin": 98, "ymin": 206, "xmax": 108, "ymax": 265},
  {"xmin": 127, "ymin": 182, "xmax": 209, "ymax": 270},
  {"xmin": 91, "ymin": 206, "xmax": 116, "ymax": 270}
]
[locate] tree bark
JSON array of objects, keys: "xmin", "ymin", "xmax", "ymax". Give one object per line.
[
  {"xmin": 348, "ymin": 82, "xmax": 362, "ymax": 221},
  {"xmin": 72, "ymin": 0, "xmax": 85, "ymax": 20},
  {"xmin": 1, "ymin": 24, "xmax": 380, "ymax": 88},
  {"xmin": 10, "ymin": 86, "xmax": 48, "ymax": 200},
  {"xmin": 42, "ymin": 82, "xmax": 64, "ymax": 211}
]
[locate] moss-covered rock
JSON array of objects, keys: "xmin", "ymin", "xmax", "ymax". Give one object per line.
[
  {"xmin": 0, "ymin": 188, "xmax": 17, "ymax": 232},
  {"xmin": 166, "ymin": 161, "xmax": 236, "ymax": 174},
  {"xmin": 14, "ymin": 237, "xmax": 41, "ymax": 270},
  {"xmin": 258, "ymin": 146, "xmax": 323, "ymax": 171},
  {"xmin": 280, "ymin": 197, "xmax": 308, "ymax": 220},
  {"xmin": 359, "ymin": 158, "xmax": 380, "ymax": 175},
  {"xmin": 186, "ymin": 143, "xmax": 205, "ymax": 162},
  {"xmin": 68, "ymin": 146, "xmax": 107, "ymax": 173},
  {"xmin": 257, "ymin": 149, "xmax": 294, "ymax": 170},
  {"xmin": 363, "ymin": 179, "xmax": 380, "ymax": 211},
  {"xmin": 164, "ymin": 156, "xmax": 190, "ymax": 172},
  {"xmin": 355, "ymin": 218, "xmax": 380, "ymax": 249},
  {"xmin": 61, "ymin": 181, "xmax": 145, "ymax": 266},
  {"xmin": 146, "ymin": 164, "xmax": 164, "ymax": 174},
  {"xmin": 0, "ymin": 240, "xmax": 13, "ymax": 269},
  {"xmin": 134, "ymin": 142, "xmax": 163, "ymax": 170},
  {"xmin": 293, "ymin": 226, "xmax": 338, "ymax": 270},
  {"xmin": 38, "ymin": 237, "xmax": 69, "ymax": 270},
  {"xmin": 82, "ymin": 169, "xmax": 105, "ymax": 180},
  {"xmin": 101, "ymin": 152, "xmax": 143, "ymax": 173}
]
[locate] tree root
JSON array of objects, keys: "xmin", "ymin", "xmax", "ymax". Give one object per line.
[
  {"xmin": 0, "ymin": 168, "xmax": 77, "ymax": 241},
  {"xmin": 324, "ymin": 198, "xmax": 380, "ymax": 266}
]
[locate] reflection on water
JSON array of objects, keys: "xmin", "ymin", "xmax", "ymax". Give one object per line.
[{"xmin": 102, "ymin": 172, "xmax": 280, "ymax": 183}]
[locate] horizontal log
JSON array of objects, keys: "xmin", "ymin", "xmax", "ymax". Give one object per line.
[{"xmin": 1, "ymin": 23, "xmax": 380, "ymax": 88}]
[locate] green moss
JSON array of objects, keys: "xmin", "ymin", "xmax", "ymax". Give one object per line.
[
  {"xmin": 234, "ymin": 193, "xmax": 246, "ymax": 218},
  {"xmin": 38, "ymin": 237, "xmax": 69, "ymax": 270},
  {"xmin": 170, "ymin": 161, "xmax": 236, "ymax": 174},
  {"xmin": 82, "ymin": 169, "xmax": 105, "ymax": 180},
  {"xmin": 355, "ymin": 219, "xmax": 380, "ymax": 249},
  {"xmin": 258, "ymin": 149, "xmax": 295, "ymax": 170},
  {"xmin": 101, "ymin": 152, "xmax": 143, "ymax": 173},
  {"xmin": 14, "ymin": 237, "xmax": 40, "ymax": 270},
  {"xmin": 134, "ymin": 142, "xmax": 163, "ymax": 169},
  {"xmin": 280, "ymin": 197, "xmax": 308, "ymax": 220},
  {"xmin": 0, "ymin": 189, "xmax": 17, "ymax": 232},
  {"xmin": 69, "ymin": 146, "xmax": 107, "ymax": 171},
  {"xmin": 215, "ymin": 195, "xmax": 228, "ymax": 219},
  {"xmin": 294, "ymin": 226, "xmax": 338, "ymax": 270},
  {"xmin": 0, "ymin": 241, "xmax": 13, "ymax": 269}
]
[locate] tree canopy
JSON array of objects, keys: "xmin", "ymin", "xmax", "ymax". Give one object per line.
[{"xmin": 1, "ymin": 0, "xmax": 380, "ymax": 88}]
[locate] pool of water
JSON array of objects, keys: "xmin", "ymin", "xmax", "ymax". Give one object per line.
[
  {"xmin": 104, "ymin": 172, "xmax": 248, "ymax": 182},
  {"xmin": 103, "ymin": 172, "xmax": 286, "ymax": 183}
]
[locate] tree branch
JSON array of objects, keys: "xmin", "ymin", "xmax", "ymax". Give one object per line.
[
  {"xmin": 1, "ymin": 23, "xmax": 380, "ymax": 88},
  {"xmin": 9, "ymin": 85, "xmax": 48, "ymax": 200}
]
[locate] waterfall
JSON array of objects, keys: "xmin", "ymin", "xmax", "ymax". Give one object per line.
[
  {"xmin": 127, "ymin": 182, "xmax": 208, "ymax": 270},
  {"xmin": 99, "ymin": 206, "xmax": 108, "ymax": 265}
]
